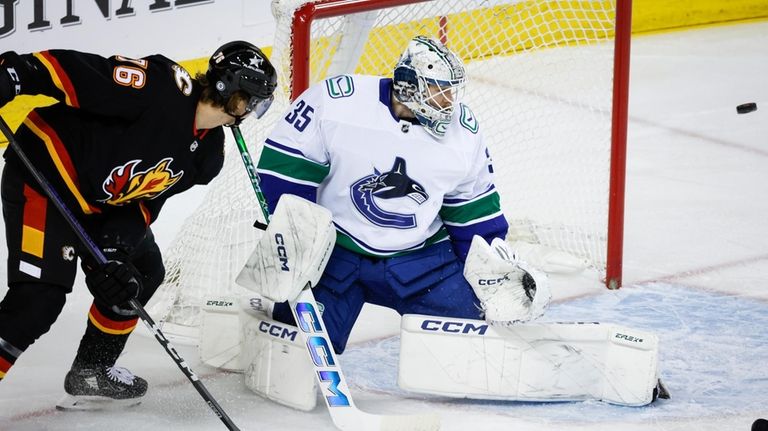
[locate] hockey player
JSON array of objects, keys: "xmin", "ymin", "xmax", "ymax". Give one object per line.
[
  {"xmin": 0, "ymin": 41, "xmax": 276, "ymax": 408},
  {"xmin": 235, "ymin": 35, "xmax": 666, "ymax": 409},
  {"xmin": 252, "ymin": 35, "xmax": 548, "ymax": 354}
]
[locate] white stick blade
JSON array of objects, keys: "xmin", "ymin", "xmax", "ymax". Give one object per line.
[
  {"xmin": 333, "ymin": 411, "xmax": 440, "ymax": 431},
  {"xmin": 379, "ymin": 413, "xmax": 441, "ymax": 431}
]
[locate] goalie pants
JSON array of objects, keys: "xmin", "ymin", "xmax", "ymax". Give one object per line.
[
  {"xmin": 0, "ymin": 160, "xmax": 164, "ymax": 380},
  {"xmin": 273, "ymin": 241, "xmax": 483, "ymax": 354}
]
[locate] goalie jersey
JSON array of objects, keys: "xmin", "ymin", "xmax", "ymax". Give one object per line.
[{"xmin": 258, "ymin": 75, "xmax": 508, "ymax": 259}]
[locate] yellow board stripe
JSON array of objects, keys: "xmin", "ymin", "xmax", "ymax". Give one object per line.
[
  {"xmin": 21, "ymin": 225, "xmax": 44, "ymax": 258},
  {"xmin": 1, "ymin": 4, "xmax": 766, "ymax": 150}
]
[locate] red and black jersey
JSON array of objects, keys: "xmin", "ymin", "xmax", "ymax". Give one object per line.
[{"xmin": 4, "ymin": 49, "xmax": 224, "ymax": 244}]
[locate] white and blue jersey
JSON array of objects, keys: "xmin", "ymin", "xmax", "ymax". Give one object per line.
[{"xmin": 257, "ymin": 74, "xmax": 508, "ymax": 259}]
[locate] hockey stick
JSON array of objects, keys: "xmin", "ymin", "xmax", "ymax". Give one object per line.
[
  {"xmin": 231, "ymin": 125, "xmax": 440, "ymax": 431},
  {"xmin": 0, "ymin": 117, "xmax": 241, "ymax": 431}
]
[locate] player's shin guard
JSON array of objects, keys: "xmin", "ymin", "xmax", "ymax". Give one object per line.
[
  {"xmin": 71, "ymin": 302, "xmax": 139, "ymax": 368},
  {"xmin": 0, "ymin": 282, "xmax": 69, "ymax": 381},
  {"xmin": 0, "ymin": 337, "xmax": 22, "ymax": 381}
]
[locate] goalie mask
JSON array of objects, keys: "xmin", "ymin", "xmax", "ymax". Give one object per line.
[
  {"xmin": 207, "ymin": 41, "xmax": 278, "ymax": 123},
  {"xmin": 393, "ymin": 36, "xmax": 466, "ymax": 139}
]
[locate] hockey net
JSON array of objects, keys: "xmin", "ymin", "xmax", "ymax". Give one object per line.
[{"xmin": 147, "ymin": 0, "xmax": 631, "ymax": 342}]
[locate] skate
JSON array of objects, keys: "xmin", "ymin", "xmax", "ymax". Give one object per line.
[{"xmin": 56, "ymin": 365, "xmax": 148, "ymax": 411}]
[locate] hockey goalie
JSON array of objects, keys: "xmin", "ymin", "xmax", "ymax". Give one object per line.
[{"xmin": 201, "ymin": 35, "xmax": 669, "ymax": 411}]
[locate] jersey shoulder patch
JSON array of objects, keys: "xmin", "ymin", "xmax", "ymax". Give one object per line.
[
  {"xmin": 171, "ymin": 64, "xmax": 194, "ymax": 96},
  {"xmin": 459, "ymin": 103, "xmax": 479, "ymax": 134},
  {"xmin": 325, "ymin": 75, "xmax": 355, "ymax": 99}
]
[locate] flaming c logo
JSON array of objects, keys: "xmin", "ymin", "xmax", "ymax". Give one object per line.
[{"xmin": 101, "ymin": 158, "xmax": 183, "ymax": 205}]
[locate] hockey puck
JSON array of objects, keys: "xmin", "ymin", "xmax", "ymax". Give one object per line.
[
  {"xmin": 753, "ymin": 418, "xmax": 768, "ymax": 431},
  {"xmin": 736, "ymin": 102, "xmax": 757, "ymax": 114}
]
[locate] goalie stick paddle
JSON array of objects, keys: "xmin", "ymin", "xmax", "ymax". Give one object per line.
[
  {"xmin": 231, "ymin": 125, "xmax": 440, "ymax": 431},
  {"xmin": 0, "ymin": 117, "xmax": 242, "ymax": 431}
]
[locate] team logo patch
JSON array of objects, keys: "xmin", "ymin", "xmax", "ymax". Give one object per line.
[
  {"xmin": 350, "ymin": 157, "xmax": 428, "ymax": 229},
  {"xmin": 100, "ymin": 158, "xmax": 183, "ymax": 205},
  {"xmin": 247, "ymin": 55, "xmax": 264, "ymax": 70},
  {"xmin": 459, "ymin": 104, "xmax": 479, "ymax": 134},
  {"xmin": 325, "ymin": 75, "xmax": 355, "ymax": 99},
  {"xmin": 171, "ymin": 64, "xmax": 193, "ymax": 96},
  {"xmin": 62, "ymin": 245, "xmax": 75, "ymax": 261}
]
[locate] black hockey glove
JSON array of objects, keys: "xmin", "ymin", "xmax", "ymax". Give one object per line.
[
  {"xmin": 0, "ymin": 52, "xmax": 22, "ymax": 107},
  {"xmin": 84, "ymin": 247, "xmax": 142, "ymax": 308}
]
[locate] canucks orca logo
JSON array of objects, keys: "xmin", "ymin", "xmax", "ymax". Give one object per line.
[{"xmin": 350, "ymin": 157, "xmax": 429, "ymax": 229}]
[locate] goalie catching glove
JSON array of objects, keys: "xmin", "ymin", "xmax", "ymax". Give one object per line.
[{"xmin": 464, "ymin": 235, "xmax": 550, "ymax": 325}]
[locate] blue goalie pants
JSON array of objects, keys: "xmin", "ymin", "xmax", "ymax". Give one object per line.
[{"xmin": 272, "ymin": 240, "xmax": 483, "ymax": 353}]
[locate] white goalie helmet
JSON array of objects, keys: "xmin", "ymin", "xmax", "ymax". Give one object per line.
[{"xmin": 393, "ymin": 35, "xmax": 467, "ymax": 139}]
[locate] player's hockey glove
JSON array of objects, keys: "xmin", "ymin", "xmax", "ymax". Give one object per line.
[
  {"xmin": 84, "ymin": 247, "xmax": 142, "ymax": 308},
  {"xmin": 0, "ymin": 52, "xmax": 22, "ymax": 107},
  {"xmin": 83, "ymin": 209, "xmax": 149, "ymax": 309},
  {"xmin": 0, "ymin": 70, "xmax": 14, "ymax": 107},
  {"xmin": 83, "ymin": 224, "xmax": 145, "ymax": 310}
]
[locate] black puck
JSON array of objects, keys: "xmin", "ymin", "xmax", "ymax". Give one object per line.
[
  {"xmin": 737, "ymin": 102, "xmax": 757, "ymax": 114},
  {"xmin": 753, "ymin": 418, "xmax": 768, "ymax": 431}
]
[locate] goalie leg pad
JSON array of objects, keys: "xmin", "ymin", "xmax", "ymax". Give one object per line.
[
  {"xmin": 199, "ymin": 296, "xmax": 242, "ymax": 372},
  {"xmin": 398, "ymin": 314, "xmax": 661, "ymax": 406},
  {"xmin": 241, "ymin": 310, "xmax": 317, "ymax": 411},
  {"xmin": 199, "ymin": 294, "xmax": 280, "ymax": 372}
]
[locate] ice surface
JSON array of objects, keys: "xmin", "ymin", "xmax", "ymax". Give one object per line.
[{"xmin": 1, "ymin": 21, "xmax": 767, "ymax": 431}]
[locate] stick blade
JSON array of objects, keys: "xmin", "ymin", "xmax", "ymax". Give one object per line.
[
  {"xmin": 334, "ymin": 410, "xmax": 441, "ymax": 431},
  {"xmin": 380, "ymin": 413, "xmax": 441, "ymax": 431}
]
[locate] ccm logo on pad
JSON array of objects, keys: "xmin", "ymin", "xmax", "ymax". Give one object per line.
[
  {"xmin": 258, "ymin": 320, "xmax": 298, "ymax": 342},
  {"xmin": 274, "ymin": 233, "xmax": 289, "ymax": 271},
  {"xmin": 476, "ymin": 276, "xmax": 509, "ymax": 285},
  {"xmin": 420, "ymin": 319, "xmax": 489, "ymax": 335}
]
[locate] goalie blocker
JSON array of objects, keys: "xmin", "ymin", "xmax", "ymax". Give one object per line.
[{"xmin": 398, "ymin": 314, "xmax": 668, "ymax": 406}]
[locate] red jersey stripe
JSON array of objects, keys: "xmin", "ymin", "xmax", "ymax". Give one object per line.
[
  {"xmin": 24, "ymin": 112, "xmax": 100, "ymax": 215},
  {"xmin": 34, "ymin": 51, "xmax": 80, "ymax": 108}
]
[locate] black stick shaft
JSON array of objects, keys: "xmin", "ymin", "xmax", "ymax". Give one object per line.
[{"xmin": 0, "ymin": 116, "xmax": 241, "ymax": 431}]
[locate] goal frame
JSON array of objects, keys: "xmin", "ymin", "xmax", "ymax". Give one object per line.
[{"xmin": 285, "ymin": 0, "xmax": 632, "ymax": 289}]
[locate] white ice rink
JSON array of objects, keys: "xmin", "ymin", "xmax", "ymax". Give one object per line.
[{"xmin": 1, "ymin": 21, "xmax": 767, "ymax": 431}]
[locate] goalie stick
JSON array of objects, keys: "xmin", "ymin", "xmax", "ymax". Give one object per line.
[
  {"xmin": 231, "ymin": 125, "xmax": 440, "ymax": 431},
  {"xmin": 0, "ymin": 117, "xmax": 242, "ymax": 431}
]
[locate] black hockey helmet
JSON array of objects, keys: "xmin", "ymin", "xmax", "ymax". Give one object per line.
[{"xmin": 207, "ymin": 41, "xmax": 277, "ymax": 119}]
